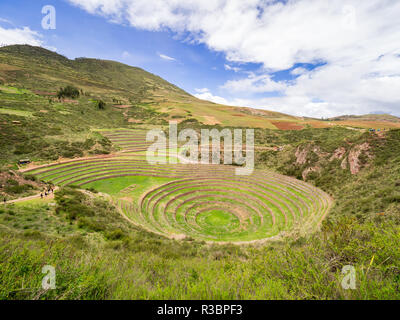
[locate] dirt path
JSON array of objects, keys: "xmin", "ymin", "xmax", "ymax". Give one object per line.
[
  {"xmin": 1, "ymin": 187, "xmax": 59, "ymax": 205},
  {"xmin": 20, "ymin": 154, "xmax": 117, "ymax": 173}
]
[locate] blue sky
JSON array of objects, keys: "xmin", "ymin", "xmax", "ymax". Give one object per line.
[
  {"xmin": 0, "ymin": 0, "xmax": 399, "ymax": 118},
  {"xmin": 0, "ymin": 0, "xmax": 230, "ymax": 92},
  {"xmin": 0, "ymin": 0, "xmax": 276, "ymax": 104}
]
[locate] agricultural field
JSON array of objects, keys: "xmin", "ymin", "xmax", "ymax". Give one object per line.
[{"xmin": 25, "ymin": 130, "xmax": 332, "ymax": 243}]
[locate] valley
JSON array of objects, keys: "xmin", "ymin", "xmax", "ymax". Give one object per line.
[{"xmin": 0, "ymin": 45, "xmax": 399, "ymax": 300}]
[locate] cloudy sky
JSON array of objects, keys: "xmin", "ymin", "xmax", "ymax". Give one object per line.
[{"xmin": 1, "ymin": 0, "xmax": 399, "ymax": 117}]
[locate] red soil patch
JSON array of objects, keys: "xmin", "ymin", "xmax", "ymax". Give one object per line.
[
  {"xmin": 34, "ymin": 91, "xmax": 57, "ymax": 96},
  {"xmin": 272, "ymin": 121, "xmax": 304, "ymax": 130}
]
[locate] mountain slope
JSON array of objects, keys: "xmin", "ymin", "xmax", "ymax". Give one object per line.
[
  {"xmin": 0, "ymin": 45, "xmax": 292, "ymax": 128},
  {"xmin": 329, "ymin": 114, "xmax": 400, "ymax": 123},
  {"xmin": 0, "ymin": 45, "xmax": 188, "ymax": 100},
  {"xmin": 1, "ymin": 45, "xmax": 400, "ymax": 130}
]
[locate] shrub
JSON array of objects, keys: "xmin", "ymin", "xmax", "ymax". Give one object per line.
[
  {"xmin": 57, "ymin": 85, "xmax": 80, "ymax": 99},
  {"xmin": 96, "ymin": 100, "xmax": 106, "ymax": 110},
  {"xmin": 5, "ymin": 184, "xmax": 33, "ymax": 194},
  {"xmin": 23, "ymin": 174, "xmax": 37, "ymax": 182},
  {"xmin": 105, "ymin": 229, "xmax": 125, "ymax": 240}
]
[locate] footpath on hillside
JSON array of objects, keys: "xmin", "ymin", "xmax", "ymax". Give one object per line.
[{"xmin": 1, "ymin": 187, "xmax": 59, "ymax": 205}]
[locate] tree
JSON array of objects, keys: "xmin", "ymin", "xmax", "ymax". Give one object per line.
[
  {"xmin": 57, "ymin": 85, "xmax": 80, "ymax": 99},
  {"xmin": 96, "ymin": 100, "xmax": 106, "ymax": 110}
]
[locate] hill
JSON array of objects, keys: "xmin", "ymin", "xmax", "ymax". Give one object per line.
[
  {"xmin": 328, "ymin": 114, "xmax": 400, "ymax": 123},
  {"xmin": 2, "ymin": 45, "xmax": 400, "ymax": 131},
  {"xmin": 0, "ymin": 45, "xmax": 296, "ymax": 129}
]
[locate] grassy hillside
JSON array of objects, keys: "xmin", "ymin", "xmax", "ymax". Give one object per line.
[
  {"xmin": 2, "ymin": 45, "xmax": 399, "ymax": 130},
  {"xmin": 329, "ymin": 114, "xmax": 400, "ymax": 123},
  {"xmin": 0, "ymin": 45, "xmax": 289, "ymax": 129}
]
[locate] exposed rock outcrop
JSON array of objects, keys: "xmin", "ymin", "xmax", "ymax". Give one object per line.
[
  {"xmin": 330, "ymin": 147, "xmax": 346, "ymax": 161},
  {"xmin": 295, "ymin": 147, "xmax": 308, "ymax": 165},
  {"xmin": 348, "ymin": 142, "xmax": 371, "ymax": 174},
  {"xmin": 341, "ymin": 157, "xmax": 348, "ymax": 169}
]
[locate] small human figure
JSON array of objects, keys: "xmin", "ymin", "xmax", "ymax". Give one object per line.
[
  {"xmin": 44, "ymin": 192, "xmax": 48, "ymax": 197},
  {"xmin": 40, "ymin": 193, "xmax": 43, "ymax": 199},
  {"xmin": 3, "ymin": 198, "xmax": 6, "ymax": 204}
]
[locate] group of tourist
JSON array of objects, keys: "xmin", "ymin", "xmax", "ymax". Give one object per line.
[
  {"xmin": 2, "ymin": 185, "xmax": 55, "ymax": 204},
  {"xmin": 40, "ymin": 186, "xmax": 54, "ymax": 199}
]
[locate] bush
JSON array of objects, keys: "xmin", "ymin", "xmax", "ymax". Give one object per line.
[
  {"xmin": 105, "ymin": 229, "xmax": 125, "ymax": 240},
  {"xmin": 23, "ymin": 174, "xmax": 37, "ymax": 182},
  {"xmin": 55, "ymin": 188, "xmax": 94, "ymax": 220},
  {"xmin": 57, "ymin": 85, "xmax": 80, "ymax": 99},
  {"xmin": 96, "ymin": 100, "xmax": 106, "ymax": 110},
  {"xmin": 5, "ymin": 184, "xmax": 33, "ymax": 194}
]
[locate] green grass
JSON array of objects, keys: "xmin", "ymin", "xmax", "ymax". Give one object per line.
[
  {"xmin": 0, "ymin": 85, "xmax": 31, "ymax": 94},
  {"xmin": 197, "ymin": 210, "xmax": 240, "ymax": 235},
  {"xmin": 84, "ymin": 176, "xmax": 174, "ymax": 197},
  {"xmin": 0, "ymin": 108, "xmax": 34, "ymax": 117}
]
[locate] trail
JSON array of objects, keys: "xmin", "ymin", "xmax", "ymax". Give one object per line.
[{"xmin": 1, "ymin": 187, "xmax": 59, "ymax": 204}]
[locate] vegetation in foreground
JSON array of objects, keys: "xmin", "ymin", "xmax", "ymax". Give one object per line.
[{"xmin": 0, "ymin": 185, "xmax": 399, "ymax": 300}]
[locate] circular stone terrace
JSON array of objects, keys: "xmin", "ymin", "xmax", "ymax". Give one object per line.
[{"xmin": 23, "ymin": 130, "xmax": 333, "ymax": 243}]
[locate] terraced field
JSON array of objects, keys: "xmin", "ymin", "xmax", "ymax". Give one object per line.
[
  {"xmin": 101, "ymin": 130, "xmax": 153, "ymax": 153},
  {"xmin": 24, "ymin": 130, "xmax": 333, "ymax": 243}
]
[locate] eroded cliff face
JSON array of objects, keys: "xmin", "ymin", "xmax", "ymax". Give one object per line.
[
  {"xmin": 330, "ymin": 147, "xmax": 346, "ymax": 161},
  {"xmin": 347, "ymin": 142, "xmax": 371, "ymax": 175},
  {"xmin": 295, "ymin": 147, "xmax": 308, "ymax": 165},
  {"xmin": 294, "ymin": 142, "xmax": 372, "ymax": 180}
]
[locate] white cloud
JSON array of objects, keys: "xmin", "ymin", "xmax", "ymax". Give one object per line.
[
  {"xmin": 291, "ymin": 67, "xmax": 307, "ymax": 76},
  {"xmin": 67, "ymin": 0, "xmax": 400, "ymax": 117},
  {"xmin": 0, "ymin": 18, "xmax": 13, "ymax": 26},
  {"xmin": 159, "ymin": 53, "xmax": 176, "ymax": 61},
  {"xmin": 122, "ymin": 50, "xmax": 131, "ymax": 58},
  {"xmin": 193, "ymin": 88, "xmax": 229, "ymax": 105},
  {"xmin": 224, "ymin": 64, "xmax": 241, "ymax": 72},
  {"xmin": 195, "ymin": 88, "xmax": 210, "ymax": 94},
  {"xmin": 0, "ymin": 26, "xmax": 43, "ymax": 46},
  {"xmin": 222, "ymin": 73, "xmax": 287, "ymax": 93}
]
